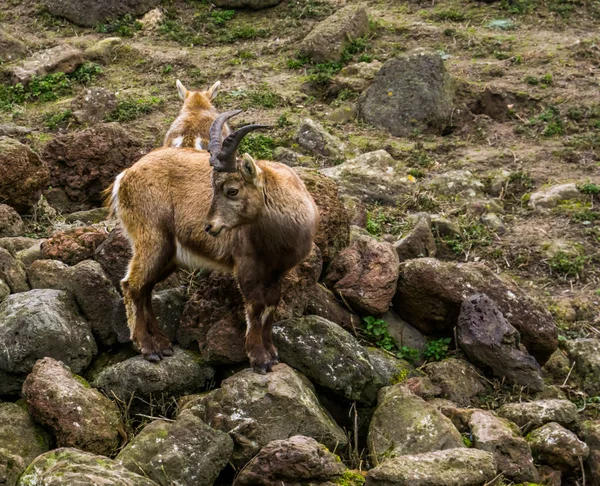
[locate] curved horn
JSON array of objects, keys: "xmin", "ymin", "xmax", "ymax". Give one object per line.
[
  {"xmin": 213, "ymin": 124, "xmax": 270, "ymax": 173},
  {"xmin": 208, "ymin": 109, "xmax": 242, "ymax": 168}
]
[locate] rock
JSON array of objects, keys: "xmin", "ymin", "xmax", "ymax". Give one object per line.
[
  {"xmin": 18, "ymin": 448, "xmax": 159, "ymax": 485},
  {"xmin": 563, "ymin": 339, "xmax": 600, "ymax": 396},
  {"xmin": 43, "ymin": 0, "xmax": 162, "ymax": 27},
  {"xmin": 94, "ymin": 226, "xmax": 132, "ymax": 289},
  {"xmin": 529, "ymin": 183, "xmax": 584, "ymax": 209},
  {"xmin": 0, "ymin": 237, "xmax": 39, "ymax": 256},
  {"xmin": 43, "ymin": 123, "xmax": 148, "ymax": 209},
  {"xmin": 299, "ymin": 5, "xmax": 370, "ymax": 63},
  {"xmin": 394, "ymin": 218, "xmax": 437, "ymax": 262},
  {"xmin": 321, "ymin": 150, "xmax": 413, "ymax": 205},
  {"xmin": 480, "ymin": 212, "xmax": 505, "ymax": 233},
  {"xmin": 394, "ymin": 258, "xmax": 558, "ymax": 364},
  {"xmin": 368, "ymin": 384, "xmax": 464, "ymax": 463},
  {"xmin": 93, "ymin": 348, "xmax": 214, "ymax": 411},
  {"xmin": 273, "ymin": 147, "xmax": 310, "ymax": 167},
  {"xmin": 0, "ymin": 289, "xmax": 96, "ymax": 394},
  {"xmin": 327, "ymin": 104, "xmax": 357, "ymax": 124},
  {"xmin": 84, "ymin": 37, "xmax": 123, "ymax": 62},
  {"xmin": 7, "ymin": 44, "xmax": 84, "ymax": 85},
  {"xmin": 367, "ymin": 348, "xmax": 415, "ymax": 386},
  {"xmin": 497, "ymin": 399, "xmax": 580, "ymax": 431},
  {"xmin": 425, "ymin": 170, "xmax": 485, "ymax": 199},
  {"xmin": 527, "ymin": 422, "xmax": 589, "ymax": 470},
  {"xmin": 365, "ymin": 448, "xmax": 497, "ymax": 486},
  {"xmin": 71, "ymin": 88, "xmax": 119, "ymax": 124},
  {"xmin": 295, "ymin": 118, "xmax": 347, "ymax": 160},
  {"xmin": 234, "ymin": 435, "xmax": 346, "ymax": 486},
  {"xmin": 404, "ymin": 376, "xmax": 441, "ymax": 400},
  {"xmin": 27, "ymin": 258, "xmax": 69, "ymax": 289},
  {"xmin": 41, "ymin": 226, "xmax": 108, "ymax": 266},
  {"xmin": 295, "ymin": 169, "xmax": 350, "ymax": 266},
  {"xmin": 469, "ymin": 410, "xmax": 538, "ymax": 482},
  {"xmin": 0, "ymin": 28, "xmax": 27, "ymax": 62},
  {"xmin": 23, "ymin": 357, "xmax": 122, "ymax": 455},
  {"xmin": 0, "ymin": 402, "xmax": 51, "ymax": 485},
  {"xmin": 424, "ymin": 358, "xmax": 487, "ymax": 407},
  {"xmin": 64, "ymin": 207, "xmax": 109, "ymax": 224},
  {"xmin": 325, "ymin": 232, "xmax": 399, "ymax": 315},
  {"xmin": 149, "ymin": 287, "xmax": 188, "ymax": 343},
  {"xmin": 213, "ymin": 0, "xmax": 281, "ymax": 8},
  {"xmin": 543, "ymin": 349, "xmax": 572, "ymax": 383},
  {"xmin": 457, "ymin": 293, "xmax": 545, "ymax": 391},
  {"xmin": 15, "ymin": 242, "xmax": 42, "ymax": 269},
  {"xmin": 194, "ymin": 364, "xmax": 347, "ymax": 466},
  {"xmin": 0, "ymin": 247, "xmax": 29, "ymax": 293},
  {"xmin": 331, "ymin": 61, "xmax": 383, "ymax": 95},
  {"xmin": 304, "ymin": 284, "xmax": 361, "ymax": 333},
  {"xmin": 340, "ymin": 194, "xmax": 367, "ymax": 227},
  {"xmin": 0, "ymin": 205, "xmax": 24, "ymax": 237},
  {"xmin": 0, "ymin": 280, "xmax": 9, "ymax": 303},
  {"xmin": 430, "ymin": 215, "xmax": 461, "ymax": 237},
  {"xmin": 116, "ymin": 410, "xmax": 232, "ymax": 486},
  {"xmin": 581, "ymin": 421, "xmax": 600, "ymax": 486},
  {"xmin": 0, "ymin": 137, "xmax": 49, "ymax": 213},
  {"xmin": 273, "ymin": 315, "xmax": 381, "ymax": 403},
  {"xmin": 358, "ymin": 50, "xmax": 454, "ymax": 137},
  {"xmin": 383, "ymin": 311, "xmax": 427, "ymax": 354},
  {"xmin": 138, "ymin": 8, "xmax": 163, "ymax": 30}
]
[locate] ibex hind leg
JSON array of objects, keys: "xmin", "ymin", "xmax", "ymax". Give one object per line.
[{"xmin": 144, "ymin": 261, "xmax": 177, "ymax": 358}]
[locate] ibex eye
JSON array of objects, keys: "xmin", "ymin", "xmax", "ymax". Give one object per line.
[{"xmin": 227, "ymin": 188, "xmax": 238, "ymax": 197}]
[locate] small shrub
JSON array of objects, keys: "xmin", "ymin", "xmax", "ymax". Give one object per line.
[
  {"xmin": 70, "ymin": 62, "xmax": 103, "ymax": 84},
  {"xmin": 105, "ymin": 96, "xmax": 163, "ymax": 122},
  {"xmin": 238, "ymin": 134, "xmax": 276, "ymax": 159},
  {"xmin": 96, "ymin": 14, "xmax": 142, "ymax": 37},
  {"xmin": 210, "ymin": 9, "xmax": 235, "ymax": 26},
  {"xmin": 579, "ymin": 182, "xmax": 600, "ymax": 195},
  {"xmin": 423, "ymin": 337, "xmax": 451, "ymax": 362},
  {"xmin": 44, "ymin": 109, "xmax": 74, "ymax": 130},
  {"xmin": 548, "ymin": 250, "xmax": 590, "ymax": 279},
  {"xmin": 525, "ymin": 75, "xmax": 539, "ymax": 85},
  {"xmin": 363, "ymin": 316, "xmax": 420, "ymax": 365},
  {"xmin": 430, "ymin": 9, "xmax": 468, "ymax": 22}
]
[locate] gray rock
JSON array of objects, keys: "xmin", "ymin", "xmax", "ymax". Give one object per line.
[
  {"xmin": 0, "ymin": 280, "xmax": 9, "ymax": 303},
  {"xmin": 94, "ymin": 226, "xmax": 132, "ymax": 289},
  {"xmin": 424, "ymin": 358, "xmax": 488, "ymax": 407},
  {"xmin": 425, "ymin": 170, "xmax": 485, "ymax": 199},
  {"xmin": 0, "ymin": 205, "xmax": 24, "ymax": 238},
  {"xmin": 563, "ymin": 339, "xmax": 600, "ymax": 396},
  {"xmin": 581, "ymin": 420, "xmax": 600, "ymax": 486},
  {"xmin": 0, "ymin": 247, "xmax": 29, "ymax": 293},
  {"xmin": 430, "ymin": 215, "xmax": 461, "ymax": 237},
  {"xmin": 384, "ymin": 311, "xmax": 427, "ymax": 355},
  {"xmin": 331, "ymin": 61, "xmax": 383, "ymax": 95},
  {"xmin": 273, "ymin": 315, "xmax": 381, "ymax": 403},
  {"xmin": 469, "ymin": 410, "xmax": 538, "ymax": 482},
  {"xmin": 0, "ymin": 289, "xmax": 96, "ymax": 393},
  {"xmin": 0, "ymin": 124, "xmax": 32, "ymax": 138},
  {"xmin": 299, "ymin": 5, "xmax": 370, "ymax": 63},
  {"xmin": 64, "ymin": 208, "xmax": 109, "ymax": 224},
  {"xmin": 213, "ymin": 0, "xmax": 281, "ymax": 9},
  {"xmin": 234, "ymin": 435, "xmax": 346, "ymax": 486},
  {"xmin": 295, "ymin": 118, "xmax": 347, "ymax": 160},
  {"xmin": 0, "ymin": 28, "xmax": 27, "ymax": 62},
  {"xmin": 0, "ymin": 237, "xmax": 42, "ymax": 254},
  {"xmin": 84, "ymin": 37, "xmax": 123, "ymax": 62},
  {"xmin": 365, "ymin": 448, "xmax": 497, "ymax": 486},
  {"xmin": 404, "ymin": 376, "xmax": 441, "ymax": 400},
  {"xmin": 273, "ymin": 147, "xmax": 311, "ymax": 167},
  {"xmin": 321, "ymin": 150, "xmax": 412, "ymax": 204},
  {"xmin": 23, "ymin": 357, "xmax": 122, "ymax": 456},
  {"xmin": 480, "ymin": 212, "xmax": 505, "ymax": 233},
  {"xmin": 194, "ymin": 364, "xmax": 347, "ymax": 466},
  {"xmin": 529, "ymin": 183, "xmax": 584, "ymax": 209},
  {"xmin": 527, "ymin": 422, "xmax": 589, "ymax": 470},
  {"xmin": 394, "ymin": 258, "xmax": 558, "ymax": 365},
  {"xmin": 8, "ymin": 44, "xmax": 84, "ymax": 86},
  {"xmin": 15, "ymin": 242, "xmax": 43, "ymax": 268},
  {"xmin": 71, "ymin": 88, "xmax": 119, "ymax": 124},
  {"xmin": 486, "ymin": 169, "xmax": 511, "ymax": 197},
  {"xmin": 394, "ymin": 218, "xmax": 437, "ymax": 262},
  {"xmin": 367, "ymin": 348, "xmax": 415, "ymax": 386},
  {"xmin": 497, "ymin": 399, "xmax": 579, "ymax": 431},
  {"xmin": 358, "ymin": 50, "xmax": 454, "ymax": 137},
  {"xmin": 368, "ymin": 384, "xmax": 464, "ymax": 463},
  {"xmin": 457, "ymin": 293, "xmax": 545, "ymax": 391},
  {"xmin": 304, "ymin": 284, "xmax": 361, "ymax": 333},
  {"xmin": 27, "ymin": 259, "xmax": 69, "ymax": 289},
  {"xmin": 116, "ymin": 410, "xmax": 233, "ymax": 486},
  {"xmin": 43, "ymin": 0, "xmax": 162, "ymax": 27},
  {"xmin": 18, "ymin": 448, "xmax": 159, "ymax": 486}
]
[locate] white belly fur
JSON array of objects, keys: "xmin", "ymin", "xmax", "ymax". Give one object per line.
[{"xmin": 174, "ymin": 240, "xmax": 230, "ymax": 272}]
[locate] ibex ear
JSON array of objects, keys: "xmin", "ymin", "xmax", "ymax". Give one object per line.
[
  {"xmin": 240, "ymin": 153, "xmax": 262, "ymax": 185},
  {"xmin": 176, "ymin": 79, "xmax": 188, "ymax": 101},
  {"xmin": 207, "ymin": 81, "xmax": 221, "ymax": 100}
]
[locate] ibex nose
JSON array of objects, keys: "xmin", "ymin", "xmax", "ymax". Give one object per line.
[{"xmin": 204, "ymin": 223, "xmax": 213, "ymax": 234}]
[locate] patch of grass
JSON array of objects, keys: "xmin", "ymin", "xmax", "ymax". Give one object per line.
[
  {"xmin": 238, "ymin": 134, "xmax": 276, "ymax": 159},
  {"xmin": 286, "ymin": 0, "xmax": 334, "ymax": 19},
  {"xmin": 218, "ymin": 25, "xmax": 270, "ymax": 43},
  {"xmin": 44, "ymin": 109, "xmax": 74, "ymax": 130},
  {"xmin": 333, "ymin": 470, "xmax": 365, "ymax": 486},
  {"xmin": 221, "ymin": 85, "xmax": 283, "ymax": 110},
  {"xmin": 210, "ymin": 9, "xmax": 235, "ymax": 26},
  {"xmin": 437, "ymin": 221, "xmax": 493, "ymax": 257},
  {"xmin": 96, "ymin": 13, "xmax": 142, "ymax": 37},
  {"xmin": 524, "ymin": 106, "xmax": 565, "ymax": 137},
  {"xmin": 429, "ymin": 9, "xmax": 469, "ymax": 22},
  {"xmin": 69, "ymin": 62, "xmax": 103, "ymax": 84},
  {"xmin": 579, "ymin": 182, "xmax": 600, "ymax": 195},
  {"xmin": 407, "ymin": 168, "xmax": 426, "ymax": 179},
  {"xmin": 105, "ymin": 96, "xmax": 163, "ymax": 122},
  {"xmin": 365, "ymin": 206, "xmax": 409, "ymax": 237},
  {"xmin": 500, "ymin": 0, "xmax": 536, "ymax": 14},
  {"xmin": 423, "ymin": 337, "xmax": 451, "ymax": 362},
  {"xmin": 547, "ymin": 250, "xmax": 591, "ymax": 279},
  {"xmin": 525, "ymin": 75, "xmax": 539, "ymax": 85},
  {"xmin": 363, "ymin": 316, "xmax": 421, "ymax": 365},
  {"xmin": 159, "ymin": 19, "xmax": 204, "ymax": 45}
]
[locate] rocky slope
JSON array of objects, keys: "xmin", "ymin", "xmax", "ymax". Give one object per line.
[{"xmin": 0, "ymin": 0, "xmax": 599, "ymax": 485}]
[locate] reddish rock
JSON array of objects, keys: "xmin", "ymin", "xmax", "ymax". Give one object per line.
[
  {"xmin": 23, "ymin": 357, "xmax": 123, "ymax": 455},
  {"xmin": 42, "ymin": 124, "xmax": 148, "ymax": 209},
  {"xmin": 41, "ymin": 226, "xmax": 108, "ymax": 266},
  {"xmin": 305, "ymin": 283, "xmax": 361, "ymax": 332},
  {"xmin": 0, "ymin": 137, "xmax": 49, "ymax": 213},
  {"xmin": 325, "ymin": 232, "xmax": 400, "ymax": 315}
]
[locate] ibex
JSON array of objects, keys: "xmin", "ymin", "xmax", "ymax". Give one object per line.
[
  {"xmin": 163, "ymin": 80, "xmax": 229, "ymax": 149},
  {"xmin": 108, "ymin": 110, "xmax": 319, "ymax": 373}
]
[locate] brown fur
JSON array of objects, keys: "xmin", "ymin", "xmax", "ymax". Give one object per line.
[{"xmin": 108, "ymin": 148, "xmax": 319, "ymax": 372}]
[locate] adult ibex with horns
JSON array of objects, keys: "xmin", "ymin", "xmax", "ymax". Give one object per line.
[{"xmin": 107, "ymin": 110, "xmax": 319, "ymax": 373}]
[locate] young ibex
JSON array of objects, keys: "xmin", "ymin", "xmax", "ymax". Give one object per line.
[
  {"xmin": 163, "ymin": 80, "xmax": 229, "ymax": 149},
  {"xmin": 109, "ymin": 110, "xmax": 319, "ymax": 373}
]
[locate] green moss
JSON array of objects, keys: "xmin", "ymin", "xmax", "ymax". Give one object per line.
[
  {"xmin": 238, "ymin": 134, "xmax": 276, "ymax": 160},
  {"xmin": 392, "ymin": 367, "xmax": 410, "ymax": 384},
  {"xmin": 334, "ymin": 470, "xmax": 365, "ymax": 486},
  {"xmin": 73, "ymin": 373, "xmax": 91, "ymax": 388}
]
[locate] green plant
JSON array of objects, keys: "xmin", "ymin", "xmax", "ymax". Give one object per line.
[
  {"xmin": 238, "ymin": 134, "xmax": 276, "ymax": 159},
  {"xmin": 438, "ymin": 222, "xmax": 493, "ymax": 257},
  {"xmin": 44, "ymin": 109, "xmax": 74, "ymax": 129},
  {"xmin": 334, "ymin": 470, "xmax": 365, "ymax": 486},
  {"xmin": 210, "ymin": 9, "xmax": 235, "ymax": 26},
  {"xmin": 363, "ymin": 316, "xmax": 420, "ymax": 364},
  {"xmin": 407, "ymin": 168, "xmax": 426, "ymax": 179},
  {"xmin": 105, "ymin": 96, "xmax": 163, "ymax": 122},
  {"xmin": 423, "ymin": 337, "xmax": 452, "ymax": 362},
  {"xmin": 462, "ymin": 434, "xmax": 473, "ymax": 447},
  {"xmin": 429, "ymin": 9, "xmax": 468, "ymax": 22},
  {"xmin": 525, "ymin": 75, "xmax": 539, "ymax": 85},
  {"xmin": 365, "ymin": 207, "xmax": 408, "ymax": 237},
  {"xmin": 526, "ymin": 106, "xmax": 565, "ymax": 137},
  {"xmin": 70, "ymin": 62, "xmax": 103, "ymax": 84},
  {"xmin": 96, "ymin": 13, "xmax": 142, "ymax": 37},
  {"xmin": 541, "ymin": 73, "xmax": 553, "ymax": 85},
  {"xmin": 500, "ymin": 0, "xmax": 535, "ymax": 14},
  {"xmin": 547, "ymin": 250, "xmax": 591, "ymax": 279},
  {"xmin": 579, "ymin": 182, "xmax": 600, "ymax": 195}
]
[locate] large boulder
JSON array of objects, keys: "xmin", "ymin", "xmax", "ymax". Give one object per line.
[
  {"xmin": 394, "ymin": 258, "xmax": 557, "ymax": 364},
  {"xmin": 358, "ymin": 50, "xmax": 454, "ymax": 137},
  {"xmin": 321, "ymin": 150, "xmax": 413, "ymax": 204},
  {"xmin": 0, "ymin": 137, "xmax": 49, "ymax": 213},
  {"xmin": 191, "ymin": 364, "xmax": 347, "ymax": 466},
  {"xmin": 0, "ymin": 205, "xmax": 24, "ymax": 238},
  {"xmin": 368, "ymin": 384, "xmax": 464, "ymax": 464},
  {"xmin": 581, "ymin": 421, "xmax": 600, "ymax": 486},
  {"xmin": 394, "ymin": 218, "xmax": 437, "ymax": 262},
  {"xmin": 469, "ymin": 410, "xmax": 538, "ymax": 482},
  {"xmin": 365, "ymin": 448, "xmax": 497, "ymax": 486},
  {"xmin": 40, "ymin": 226, "xmax": 108, "ymax": 266},
  {"xmin": 0, "ymin": 289, "xmax": 96, "ymax": 395},
  {"xmin": 527, "ymin": 422, "xmax": 589, "ymax": 470},
  {"xmin": 425, "ymin": 170, "xmax": 485, "ymax": 200},
  {"xmin": 299, "ymin": 5, "xmax": 370, "ymax": 63},
  {"xmin": 71, "ymin": 87, "xmax": 119, "ymax": 124},
  {"xmin": 497, "ymin": 399, "xmax": 579, "ymax": 431},
  {"xmin": 273, "ymin": 315, "xmax": 381, "ymax": 403},
  {"xmin": 43, "ymin": 0, "xmax": 162, "ymax": 27},
  {"xmin": 17, "ymin": 448, "xmax": 159, "ymax": 485},
  {"xmin": 325, "ymin": 231, "xmax": 399, "ymax": 315},
  {"xmin": 457, "ymin": 293, "xmax": 545, "ymax": 391},
  {"xmin": 0, "ymin": 247, "xmax": 29, "ymax": 293},
  {"xmin": 563, "ymin": 339, "xmax": 600, "ymax": 395},
  {"xmin": 7, "ymin": 44, "xmax": 84, "ymax": 86},
  {"xmin": 295, "ymin": 118, "xmax": 347, "ymax": 160},
  {"xmin": 234, "ymin": 435, "xmax": 346, "ymax": 486},
  {"xmin": 424, "ymin": 358, "xmax": 487, "ymax": 407},
  {"xmin": 116, "ymin": 410, "xmax": 233, "ymax": 486},
  {"xmin": 94, "ymin": 226, "xmax": 132, "ymax": 289},
  {"xmin": 295, "ymin": 169, "xmax": 350, "ymax": 266},
  {"xmin": 0, "ymin": 402, "xmax": 51, "ymax": 486},
  {"xmin": 42, "ymin": 124, "xmax": 147, "ymax": 210},
  {"xmin": 23, "ymin": 357, "xmax": 122, "ymax": 455}
]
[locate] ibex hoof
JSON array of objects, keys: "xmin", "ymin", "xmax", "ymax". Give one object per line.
[
  {"xmin": 160, "ymin": 346, "xmax": 174, "ymax": 357},
  {"xmin": 144, "ymin": 352, "xmax": 162, "ymax": 362}
]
